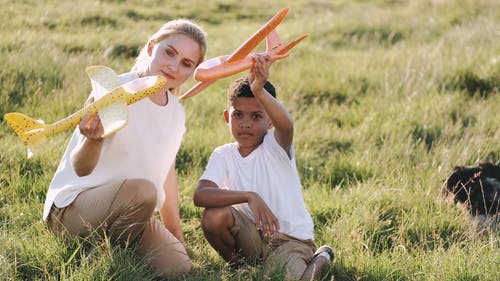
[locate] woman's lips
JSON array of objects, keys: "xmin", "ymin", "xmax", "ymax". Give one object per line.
[{"xmin": 161, "ymin": 70, "xmax": 175, "ymax": 80}]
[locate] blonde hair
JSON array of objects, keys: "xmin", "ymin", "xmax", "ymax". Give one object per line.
[{"xmin": 132, "ymin": 19, "xmax": 207, "ymax": 93}]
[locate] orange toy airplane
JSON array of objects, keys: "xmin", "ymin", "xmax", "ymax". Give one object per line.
[{"xmin": 179, "ymin": 7, "xmax": 308, "ymax": 100}]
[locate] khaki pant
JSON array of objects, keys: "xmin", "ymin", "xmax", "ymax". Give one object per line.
[
  {"xmin": 229, "ymin": 207, "xmax": 316, "ymax": 280},
  {"xmin": 47, "ymin": 179, "xmax": 192, "ymax": 277}
]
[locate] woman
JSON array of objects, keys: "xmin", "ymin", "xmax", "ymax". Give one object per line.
[{"xmin": 44, "ymin": 19, "xmax": 207, "ymax": 277}]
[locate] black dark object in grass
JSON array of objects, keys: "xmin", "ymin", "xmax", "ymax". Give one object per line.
[{"xmin": 443, "ymin": 162, "xmax": 500, "ymax": 216}]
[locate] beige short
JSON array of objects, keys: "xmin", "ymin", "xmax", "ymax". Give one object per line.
[
  {"xmin": 229, "ymin": 207, "xmax": 316, "ymax": 279},
  {"xmin": 47, "ymin": 179, "xmax": 192, "ymax": 277}
]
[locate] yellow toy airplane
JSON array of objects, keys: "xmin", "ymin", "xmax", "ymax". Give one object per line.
[
  {"xmin": 179, "ymin": 7, "xmax": 308, "ymax": 100},
  {"xmin": 4, "ymin": 65, "xmax": 166, "ymax": 157}
]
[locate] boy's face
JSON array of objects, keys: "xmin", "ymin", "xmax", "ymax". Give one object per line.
[{"xmin": 224, "ymin": 97, "xmax": 272, "ymax": 155}]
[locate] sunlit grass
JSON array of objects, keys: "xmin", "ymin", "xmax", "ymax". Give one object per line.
[{"xmin": 1, "ymin": 0, "xmax": 499, "ymax": 280}]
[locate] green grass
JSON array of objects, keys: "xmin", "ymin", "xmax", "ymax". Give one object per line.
[{"xmin": 1, "ymin": 0, "xmax": 499, "ymax": 280}]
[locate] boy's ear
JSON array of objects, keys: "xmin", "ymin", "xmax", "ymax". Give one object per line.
[
  {"xmin": 268, "ymin": 119, "xmax": 274, "ymax": 129},
  {"xmin": 147, "ymin": 40, "xmax": 155, "ymax": 56},
  {"xmin": 223, "ymin": 110, "xmax": 229, "ymax": 124}
]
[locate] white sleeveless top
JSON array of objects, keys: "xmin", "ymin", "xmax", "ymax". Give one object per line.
[{"xmin": 43, "ymin": 72, "xmax": 186, "ymax": 220}]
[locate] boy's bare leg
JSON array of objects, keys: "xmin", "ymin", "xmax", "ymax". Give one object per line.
[
  {"xmin": 301, "ymin": 256, "xmax": 329, "ymax": 280},
  {"xmin": 200, "ymin": 207, "xmax": 238, "ymax": 262},
  {"xmin": 301, "ymin": 245, "xmax": 334, "ymax": 281}
]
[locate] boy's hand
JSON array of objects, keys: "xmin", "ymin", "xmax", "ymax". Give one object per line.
[
  {"xmin": 247, "ymin": 192, "xmax": 280, "ymax": 237},
  {"xmin": 249, "ymin": 53, "xmax": 273, "ymax": 96}
]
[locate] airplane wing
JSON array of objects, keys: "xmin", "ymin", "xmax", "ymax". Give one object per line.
[
  {"xmin": 177, "ymin": 7, "xmax": 308, "ymax": 100},
  {"xmin": 179, "ymin": 80, "xmax": 216, "ymax": 100},
  {"xmin": 226, "ymin": 7, "xmax": 289, "ymax": 63},
  {"xmin": 85, "ymin": 65, "xmax": 128, "ymax": 138}
]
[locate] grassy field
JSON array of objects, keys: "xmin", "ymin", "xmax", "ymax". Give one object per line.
[{"xmin": 1, "ymin": 0, "xmax": 499, "ymax": 280}]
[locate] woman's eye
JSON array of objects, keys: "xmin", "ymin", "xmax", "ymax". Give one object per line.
[{"xmin": 183, "ymin": 61, "xmax": 194, "ymax": 68}]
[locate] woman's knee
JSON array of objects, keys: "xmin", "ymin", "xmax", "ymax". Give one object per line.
[
  {"xmin": 120, "ymin": 179, "xmax": 157, "ymax": 209},
  {"xmin": 141, "ymin": 246, "xmax": 193, "ymax": 278},
  {"xmin": 145, "ymin": 246, "xmax": 193, "ymax": 278},
  {"xmin": 108, "ymin": 179, "xmax": 157, "ymax": 231},
  {"xmin": 166, "ymin": 259, "xmax": 193, "ymax": 276},
  {"xmin": 139, "ymin": 218, "xmax": 193, "ymax": 277}
]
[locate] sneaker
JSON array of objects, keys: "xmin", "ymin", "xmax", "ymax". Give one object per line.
[
  {"xmin": 228, "ymin": 259, "xmax": 245, "ymax": 270},
  {"xmin": 312, "ymin": 245, "xmax": 334, "ymax": 262}
]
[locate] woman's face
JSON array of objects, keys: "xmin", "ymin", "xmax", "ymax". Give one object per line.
[{"xmin": 147, "ymin": 33, "xmax": 201, "ymax": 89}]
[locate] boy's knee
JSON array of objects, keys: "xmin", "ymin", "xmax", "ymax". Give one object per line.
[{"xmin": 201, "ymin": 208, "xmax": 231, "ymax": 232}]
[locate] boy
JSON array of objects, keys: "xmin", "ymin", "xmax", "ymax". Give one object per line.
[{"xmin": 193, "ymin": 54, "xmax": 333, "ymax": 280}]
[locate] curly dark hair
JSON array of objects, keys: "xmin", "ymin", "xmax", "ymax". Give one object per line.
[{"xmin": 227, "ymin": 77, "xmax": 276, "ymax": 107}]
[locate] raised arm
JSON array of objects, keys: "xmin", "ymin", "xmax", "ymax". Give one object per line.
[{"xmin": 249, "ymin": 53, "xmax": 294, "ymax": 156}]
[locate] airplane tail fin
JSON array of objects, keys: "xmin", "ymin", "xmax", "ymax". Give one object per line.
[
  {"xmin": 4, "ymin": 112, "xmax": 47, "ymax": 157},
  {"xmin": 276, "ymin": 34, "xmax": 308, "ymax": 56},
  {"xmin": 266, "ymin": 30, "xmax": 283, "ymax": 52},
  {"xmin": 266, "ymin": 30, "xmax": 308, "ymax": 60}
]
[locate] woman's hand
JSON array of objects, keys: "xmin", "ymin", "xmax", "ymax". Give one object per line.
[{"xmin": 79, "ymin": 97, "xmax": 104, "ymax": 141}]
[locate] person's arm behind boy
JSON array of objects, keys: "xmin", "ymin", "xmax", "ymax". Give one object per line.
[
  {"xmin": 249, "ymin": 53, "xmax": 294, "ymax": 157},
  {"xmin": 161, "ymin": 163, "xmax": 187, "ymax": 248}
]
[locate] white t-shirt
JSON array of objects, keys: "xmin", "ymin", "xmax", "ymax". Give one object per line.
[
  {"xmin": 201, "ymin": 132, "xmax": 314, "ymax": 240},
  {"xmin": 43, "ymin": 72, "xmax": 186, "ymax": 220}
]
